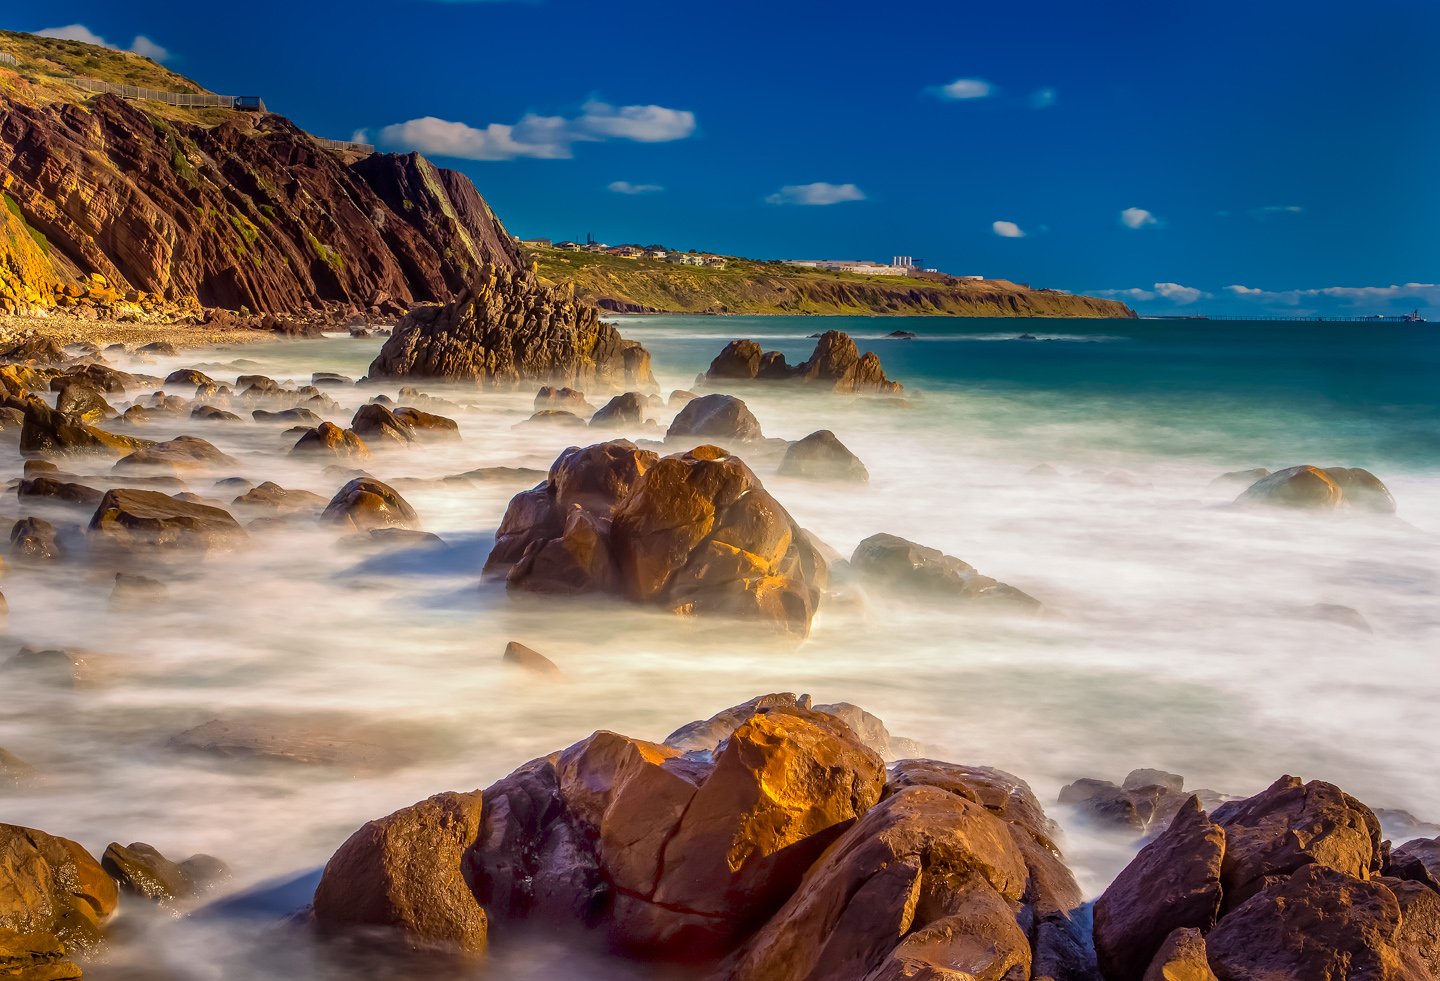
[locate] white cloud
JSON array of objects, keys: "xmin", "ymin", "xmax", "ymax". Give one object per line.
[
  {"xmin": 1225, "ymin": 283, "xmax": 1440, "ymax": 306},
  {"xmin": 1120, "ymin": 207, "xmax": 1160, "ymax": 229},
  {"xmin": 992, "ymin": 220, "xmax": 1026, "ymax": 238},
  {"xmin": 379, "ymin": 99, "xmax": 696, "ymax": 161},
  {"xmin": 36, "ymin": 24, "xmax": 173, "ymax": 61},
  {"xmin": 1097, "ymin": 282, "xmax": 1209, "ymax": 305},
  {"xmin": 1029, "ymin": 87, "xmax": 1058, "ymax": 109},
  {"xmin": 128, "ymin": 35, "xmax": 169, "ymax": 61},
  {"xmin": 608, "ymin": 180, "xmax": 664, "ymax": 195},
  {"xmin": 935, "ymin": 78, "xmax": 995, "ymax": 100},
  {"xmin": 765, "ymin": 182, "xmax": 866, "ymax": 206}
]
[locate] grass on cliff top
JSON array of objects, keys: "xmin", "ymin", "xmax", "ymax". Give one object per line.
[
  {"xmin": 0, "ymin": 29, "xmax": 204, "ymax": 92},
  {"xmin": 528, "ymin": 246, "xmax": 1020, "ymax": 292}
]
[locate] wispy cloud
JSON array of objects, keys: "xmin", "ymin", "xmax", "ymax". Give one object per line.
[
  {"xmin": 1097, "ymin": 282, "xmax": 1210, "ymax": 305},
  {"xmin": 379, "ymin": 99, "xmax": 696, "ymax": 161},
  {"xmin": 1225, "ymin": 283, "xmax": 1438, "ymax": 306},
  {"xmin": 765, "ymin": 182, "xmax": 866, "ymax": 206},
  {"xmin": 931, "ymin": 78, "xmax": 995, "ymax": 101},
  {"xmin": 1029, "ymin": 87, "xmax": 1058, "ymax": 109},
  {"xmin": 37, "ymin": 24, "xmax": 172, "ymax": 61},
  {"xmin": 992, "ymin": 220, "xmax": 1026, "ymax": 238},
  {"xmin": 1120, "ymin": 207, "xmax": 1160, "ymax": 230},
  {"xmin": 1250, "ymin": 204, "xmax": 1304, "ymax": 221},
  {"xmin": 608, "ymin": 180, "xmax": 664, "ymax": 195}
]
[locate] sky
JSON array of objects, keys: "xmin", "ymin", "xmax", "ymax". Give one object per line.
[{"xmin": 11, "ymin": 0, "xmax": 1439, "ymax": 318}]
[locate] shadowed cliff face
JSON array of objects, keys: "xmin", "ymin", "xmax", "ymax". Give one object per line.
[{"xmin": 0, "ymin": 92, "xmax": 522, "ymax": 317}]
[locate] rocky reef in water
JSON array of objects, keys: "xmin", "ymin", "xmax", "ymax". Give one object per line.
[
  {"xmin": 368, "ymin": 265, "xmax": 656, "ymax": 391},
  {"xmin": 300, "ymin": 693, "xmax": 1440, "ymax": 979},
  {"xmin": 0, "ymin": 30, "xmax": 521, "ymax": 321},
  {"xmin": 705, "ymin": 331, "xmax": 902, "ymax": 393}
]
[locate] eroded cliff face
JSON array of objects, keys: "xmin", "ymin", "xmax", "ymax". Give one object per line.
[{"xmin": 0, "ymin": 87, "xmax": 522, "ymax": 317}]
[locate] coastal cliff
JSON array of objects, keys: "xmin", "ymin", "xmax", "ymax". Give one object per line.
[
  {"xmin": 0, "ymin": 30, "xmax": 521, "ymax": 320},
  {"xmin": 531, "ymin": 248, "xmax": 1136, "ymax": 318}
]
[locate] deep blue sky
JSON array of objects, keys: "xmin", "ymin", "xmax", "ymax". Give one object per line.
[{"xmin": 10, "ymin": 0, "xmax": 1438, "ymax": 316}]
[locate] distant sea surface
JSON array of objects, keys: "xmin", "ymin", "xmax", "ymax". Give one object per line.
[{"xmin": 615, "ymin": 314, "xmax": 1440, "ymax": 469}]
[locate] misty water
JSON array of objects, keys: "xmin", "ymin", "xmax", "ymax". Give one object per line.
[{"xmin": 3, "ymin": 315, "xmax": 1438, "ymax": 978}]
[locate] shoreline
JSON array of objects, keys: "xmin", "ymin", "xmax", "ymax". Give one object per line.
[{"xmin": 0, "ymin": 312, "xmax": 278, "ymax": 351}]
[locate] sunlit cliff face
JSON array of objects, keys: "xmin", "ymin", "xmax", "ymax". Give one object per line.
[{"xmin": 2, "ymin": 319, "xmax": 1437, "ymax": 978}]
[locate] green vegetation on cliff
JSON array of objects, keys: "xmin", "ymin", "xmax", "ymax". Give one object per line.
[{"xmin": 529, "ymin": 247, "xmax": 1134, "ymax": 318}]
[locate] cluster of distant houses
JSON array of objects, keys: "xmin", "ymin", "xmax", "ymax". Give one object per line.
[{"xmin": 519, "ymin": 238, "xmax": 728, "ymax": 268}]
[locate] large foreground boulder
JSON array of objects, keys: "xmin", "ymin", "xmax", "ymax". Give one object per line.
[
  {"xmin": 311, "ymin": 696, "xmax": 1082, "ymax": 976},
  {"xmin": 485, "ymin": 441, "xmax": 827, "ymax": 638},
  {"xmin": 368, "ymin": 265, "xmax": 656, "ymax": 391},
  {"xmin": 704, "ymin": 331, "xmax": 901, "ymax": 393},
  {"xmin": 89, "ymin": 489, "xmax": 249, "ymax": 551}
]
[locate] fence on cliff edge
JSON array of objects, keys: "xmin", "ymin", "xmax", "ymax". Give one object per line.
[{"xmin": 0, "ymin": 52, "xmax": 18, "ymax": 67}]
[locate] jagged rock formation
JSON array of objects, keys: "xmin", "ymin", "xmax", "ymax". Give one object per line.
[
  {"xmin": 483, "ymin": 441, "xmax": 826, "ymax": 638},
  {"xmin": 369, "ymin": 265, "xmax": 656, "ymax": 391},
  {"xmin": 706, "ymin": 331, "xmax": 902, "ymax": 393},
  {"xmin": 0, "ymin": 32, "xmax": 521, "ymax": 318},
  {"xmin": 310, "ymin": 695, "xmax": 1091, "ymax": 978}
]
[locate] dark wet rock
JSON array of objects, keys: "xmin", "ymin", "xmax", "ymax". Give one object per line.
[
  {"xmin": 17, "ymin": 476, "xmax": 103, "ymax": 508},
  {"xmin": 535, "ymin": 386, "xmax": 594, "ymax": 415},
  {"xmin": 292, "ymin": 423, "xmax": 372, "ymax": 460},
  {"xmin": 88, "ymin": 488, "xmax": 248, "ymax": 551},
  {"xmin": 446, "ymin": 466, "xmax": 548, "ymax": 485},
  {"xmin": 518, "ymin": 409, "xmax": 588, "ymax": 429},
  {"xmin": 101, "ymin": 842, "xmax": 229, "ymax": 905},
  {"xmin": 114, "ymin": 435, "xmax": 238, "ymax": 472},
  {"xmin": 19, "ymin": 400, "xmax": 150, "ymax": 458},
  {"xmin": 53, "ymin": 378, "xmax": 114, "ymax": 423},
  {"xmin": 253, "ymin": 407, "xmax": 324, "ymax": 425},
  {"xmin": 850, "ymin": 533, "xmax": 1041, "ymax": 612},
  {"xmin": 1027, "ymin": 463, "xmax": 1063, "ymax": 479},
  {"xmin": 232, "ymin": 482, "xmax": 328, "ymax": 513},
  {"xmin": 235, "ymin": 374, "xmax": 279, "ymax": 393},
  {"xmin": 666, "ymin": 393, "xmax": 763, "ymax": 442},
  {"xmin": 1390, "ymin": 838, "xmax": 1440, "ymax": 891},
  {"xmin": 313, "ymin": 792, "xmax": 489, "ymax": 956},
  {"xmin": 164, "ymin": 369, "xmax": 215, "ymax": 388},
  {"xmin": 668, "ymin": 389, "xmax": 698, "ymax": 408},
  {"xmin": 393, "ymin": 406, "xmax": 461, "ymax": 440},
  {"xmin": 0, "ymin": 823, "xmax": 118, "ymax": 971},
  {"xmin": 110, "ymin": 572, "xmax": 169, "ymax": 609},
  {"xmin": 138, "ymin": 341, "xmax": 180, "ymax": 356},
  {"xmin": 312, "ymin": 372, "xmax": 353, "ymax": 387},
  {"xmin": 777, "ymin": 430, "xmax": 869, "ymax": 482},
  {"xmin": 1057, "ymin": 774, "xmax": 1195, "ymax": 835},
  {"xmin": 351, "ymin": 403, "xmax": 415, "ymax": 446},
  {"xmin": 502, "ymin": 641, "xmax": 562, "ymax": 678},
  {"xmin": 1093, "ymin": 797, "xmax": 1225, "ymax": 980},
  {"xmin": 662, "ymin": 693, "xmax": 814, "ymax": 753},
  {"xmin": 369, "ymin": 265, "xmax": 656, "ymax": 391},
  {"xmin": 1236, "ymin": 465, "xmax": 1397, "ymax": 513},
  {"xmin": 10, "ymin": 517, "xmax": 62, "ymax": 560},
  {"xmin": 190, "ymin": 405, "xmax": 242, "ymax": 423},
  {"xmin": 589, "ymin": 392, "xmax": 649, "ymax": 429},
  {"xmin": 22, "ymin": 460, "xmax": 60, "ymax": 476},
  {"xmin": 321, "ymin": 478, "xmax": 421, "ymax": 532}
]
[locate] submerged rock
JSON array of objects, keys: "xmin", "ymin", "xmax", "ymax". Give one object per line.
[
  {"xmin": 1236, "ymin": 465, "xmax": 1396, "ymax": 513},
  {"xmin": 113, "ymin": 435, "xmax": 238, "ymax": 472},
  {"xmin": 369, "ymin": 265, "xmax": 656, "ymax": 391},
  {"xmin": 88, "ymin": 488, "xmax": 248, "ymax": 551},
  {"xmin": 665, "ymin": 393, "xmax": 763, "ymax": 442},
  {"xmin": 589, "ymin": 392, "xmax": 649, "ymax": 429},
  {"xmin": 777, "ymin": 430, "xmax": 869, "ymax": 482},
  {"xmin": 502, "ymin": 641, "xmax": 562, "ymax": 677},
  {"xmin": 850, "ymin": 532, "xmax": 1041, "ymax": 612},
  {"xmin": 291, "ymin": 422, "xmax": 372, "ymax": 461},
  {"xmin": 101, "ymin": 842, "xmax": 229, "ymax": 905}
]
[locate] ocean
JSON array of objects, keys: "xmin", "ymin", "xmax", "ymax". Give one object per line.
[{"xmin": 2, "ymin": 316, "xmax": 1437, "ymax": 977}]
